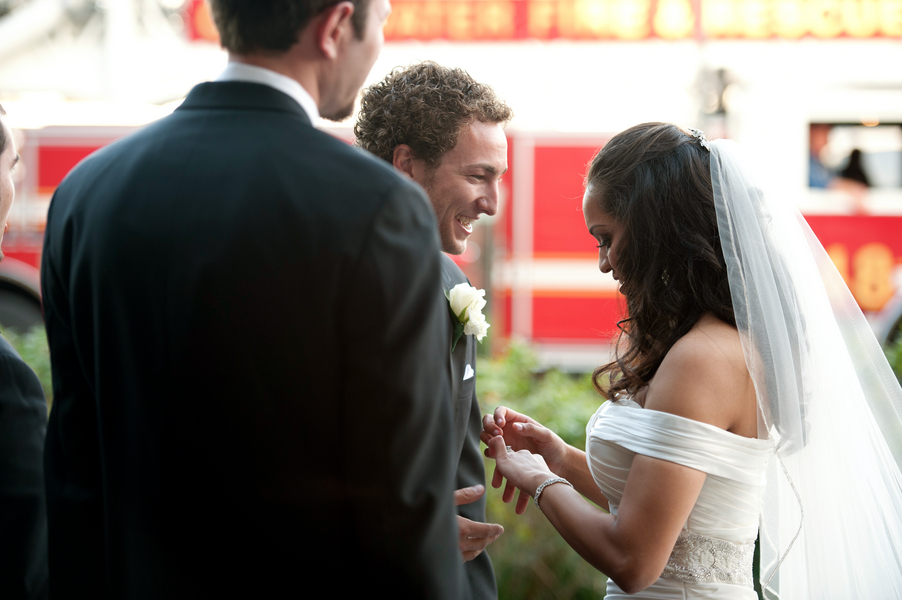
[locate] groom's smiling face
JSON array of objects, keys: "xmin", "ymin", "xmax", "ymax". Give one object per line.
[{"xmin": 415, "ymin": 120, "xmax": 508, "ymax": 255}]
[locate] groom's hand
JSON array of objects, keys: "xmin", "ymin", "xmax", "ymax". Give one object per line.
[{"xmin": 454, "ymin": 485, "xmax": 504, "ymax": 562}]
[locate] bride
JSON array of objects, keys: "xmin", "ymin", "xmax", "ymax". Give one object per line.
[{"xmin": 482, "ymin": 122, "xmax": 902, "ymax": 599}]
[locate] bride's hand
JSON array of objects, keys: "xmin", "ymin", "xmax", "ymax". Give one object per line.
[
  {"xmin": 481, "ymin": 406, "xmax": 570, "ymax": 475},
  {"xmin": 486, "ymin": 436, "xmax": 555, "ymax": 515}
]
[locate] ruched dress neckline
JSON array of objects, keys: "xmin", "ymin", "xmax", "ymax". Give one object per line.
[{"xmin": 586, "ymin": 399, "xmax": 771, "ymax": 599}]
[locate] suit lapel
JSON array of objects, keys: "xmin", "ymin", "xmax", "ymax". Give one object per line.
[{"xmin": 440, "ymin": 254, "xmax": 471, "ymax": 461}]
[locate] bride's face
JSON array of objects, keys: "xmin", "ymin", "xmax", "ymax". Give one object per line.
[{"xmin": 583, "ymin": 190, "xmax": 625, "ymax": 286}]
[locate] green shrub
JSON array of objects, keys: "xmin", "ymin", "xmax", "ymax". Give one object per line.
[
  {"xmin": 885, "ymin": 324, "xmax": 902, "ymax": 383},
  {"xmin": 3, "ymin": 325, "xmax": 52, "ymax": 412},
  {"xmin": 477, "ymin": 341, "xmax": 609, "ymax": 599}
]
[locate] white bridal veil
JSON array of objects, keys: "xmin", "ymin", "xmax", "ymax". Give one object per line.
[{"xmin": 709, "ymin": 139, "xmax": 902, "ymax": 599}]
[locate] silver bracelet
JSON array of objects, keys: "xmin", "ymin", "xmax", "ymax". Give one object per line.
[{"xmin": 534, "ymin": 476, "xmax": 573, "ymax": 508}]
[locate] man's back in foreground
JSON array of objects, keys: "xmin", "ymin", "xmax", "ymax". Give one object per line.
[{"xmin": 41, "ymin": 2, "xmax": 463, "ymax": 597}]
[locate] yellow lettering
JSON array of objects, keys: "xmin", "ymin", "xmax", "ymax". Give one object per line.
[
  {"xmin": 447, "ymin": 1, "xmax": 475, "ymax": 39},
  {"xmin": 576, "ymin": 0, "xmax": 612, "ymax": 37},
  {"xmin": 809, "ymin": 0, "xmax": 844, "ymax": 37},
  {"xmin": 881, "ymin": 0, "xmax": 902, "ymax": 35},
  {"xmin": 529, "ymin": 0, "xmax": 557, "ymax": 37},
  {"xmin": 841, "ymin": 0, "xmax": 879, "ymax": 36},
  {"xmin": 558, "ymin": 0, "xmax": 609, "ymax": 38},
  {"xmin": 372, "ymin": 0, "xmax": 899, "ymax": 41},
  {"xmin": 383, "ymin": 1, "xmax": 422, "ymax": 38},
  {"xmin": 736, "ymin": 0, "xmax": 771, "ymax": 37},
  {"xmin": 558, "ymin": 0, "xmax": 579, "ymax": 36},
  {"xmin": 852, "ymin": 243, "xmax": 895, "ymax": 311},
  {"xmin": 827, "ymin": 243, "xmax": 850, "ymax": 286},
  {"xmin": 654, "ymin": 0, "xmax": 696, "ymax": 38},
  {"xmin": 703, "ymin": 0, "xmax": 740, "ymax": 37},
  {"xmin": 612, "ymin": 0, "xmax": 651, "ymax": 38},
  {"xmin": 420, "ymin": 1, "xmax": 446, "ymax": 38},
  {"xmin": 772, "ymin": 0, "xmax": 807, "ymax": 37},
  {"xmin": 474, "ymin": 1, "xmax": 516, "ymax": 38}
]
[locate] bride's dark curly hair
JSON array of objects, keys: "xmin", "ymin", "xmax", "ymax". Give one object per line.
[{"xmin": 587, "ymin": 122, "xmax": 735, "ymax": 400}]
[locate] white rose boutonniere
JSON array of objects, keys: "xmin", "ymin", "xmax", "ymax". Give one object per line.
[{"xmin": 447, "ymin": 282, "xmax": 490, "ymax": 351}]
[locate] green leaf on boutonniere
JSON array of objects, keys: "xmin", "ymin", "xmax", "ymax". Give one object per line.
[{"xmin": 448, "ymin": 301, "xmax": 465, "ymax": 352}]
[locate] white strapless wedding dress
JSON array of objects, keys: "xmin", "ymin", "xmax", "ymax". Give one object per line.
[{"xmin": 586, "ymin": 399, "xmax": 771, "ymax": 599}]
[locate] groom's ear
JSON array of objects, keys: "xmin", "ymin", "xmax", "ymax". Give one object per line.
[
  {"xmin": 392, "ymin": 145, "xmax": 417, "ymax": 180},
  {"xmin": 314, "ymin": 1, "xmax": 355, "ymax": 60}
]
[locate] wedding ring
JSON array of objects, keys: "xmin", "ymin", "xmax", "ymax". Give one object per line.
[{"xmin": 505, "ymin": 446, "xmax": 512, "ymax": 452}]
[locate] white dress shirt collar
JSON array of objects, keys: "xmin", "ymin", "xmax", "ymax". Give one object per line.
[{"xmin": 215, "ymin": 62, "xmax": 320, "ymax": 123}]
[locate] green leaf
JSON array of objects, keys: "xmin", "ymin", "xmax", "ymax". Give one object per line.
[
  {"xmin": 2, "ymin": 325, "xmax": 52, "ymax": 413},
  {"xmin": 450, "ymin": 321, "xmax": 464, "ymax": 352}
]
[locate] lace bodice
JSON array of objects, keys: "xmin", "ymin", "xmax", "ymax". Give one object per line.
[
  {"xmin": 663, "ymin": 531, "xmax": 755, "ymax": 587},
  {"xmin": 586, "ymin": 399, "xmax": 771, "ymax": 599}
]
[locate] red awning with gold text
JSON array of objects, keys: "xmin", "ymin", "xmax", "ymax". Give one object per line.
[
  {"xmin": 186, "ymin": 0, "xmax": 902, "ymax": 43},
  {"xmin": 383, "ymin": 0, "xmax": 902, "ymax": 41}
]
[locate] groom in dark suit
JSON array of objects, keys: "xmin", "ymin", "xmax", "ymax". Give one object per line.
[
  {"xmin": 356, "ymin": 61, "xmax": 512, "ymax": 599},
  {"xmin": 40, "ymin": 2, "xmax": 463, "ymax": 598}
]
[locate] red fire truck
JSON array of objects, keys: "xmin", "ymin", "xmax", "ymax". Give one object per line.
[
  {"xmin": 488, "ymin": 133, "xmax": 902, "ymax": 367},
  {"xmin": 5, "ymin": 124, "xmax": 901, "ymax": 369},
  {"xmin": 0, "ymin": 126, "xmax": 133, "ymax": 331}
]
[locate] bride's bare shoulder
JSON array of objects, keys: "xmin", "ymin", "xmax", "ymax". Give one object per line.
[{"xmin": 644, "ymin": 314, "xmax": 756, "ymax": 435}]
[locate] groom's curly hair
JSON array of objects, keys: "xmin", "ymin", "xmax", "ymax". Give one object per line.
[
  {"xmin": 210, "ymin": 0, "xmax": 371, "ymax": 54},
  {"xmin": 355, "ymin": 61, "xmax": 513, "ymax": 169},
  {"xmin": 586, "ymin": 123, "xmax": 735, "ymax": 400}
]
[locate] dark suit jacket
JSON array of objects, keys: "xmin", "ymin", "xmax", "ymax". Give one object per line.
[
  {"xmin": 0, "ymin": 334, "xmax": 48, "ymax": 600},
  {"xmin": 41, "ymin": 81, "xmax": 464, "ymax": 599},
  {"xmin": 440, "ymin": 254, "xmax": 497, "ymax": 599}
]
